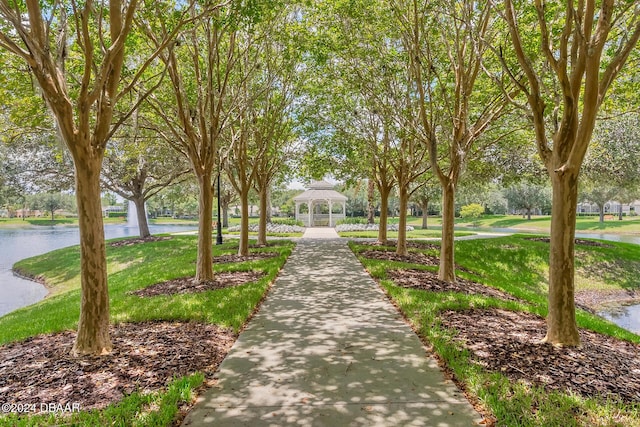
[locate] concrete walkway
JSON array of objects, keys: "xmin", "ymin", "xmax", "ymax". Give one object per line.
[{"xmin": 182, "ymin": 228, "xmax": 482, "ymax": 426}]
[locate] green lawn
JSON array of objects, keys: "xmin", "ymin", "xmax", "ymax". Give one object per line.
[
  {"xmin": 1, "ymin": 235, "xmax": 294, "ymax": 426},
  {"xmin": 350, "ymin": 235, "xmax": 640, "ymax": 426},
  {"xmin": 450, "ymin": 214, "xmax": 640, "ymax": 234}
]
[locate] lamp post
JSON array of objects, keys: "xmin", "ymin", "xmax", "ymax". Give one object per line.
[{"xmin": 216, "ymin": 171, "xmax": 223, "ymax": 245}]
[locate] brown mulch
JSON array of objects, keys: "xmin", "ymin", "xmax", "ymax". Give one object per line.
[
  {"xmin": 388, "ymin": 269, "xmax": 520, "ymax": 302},
  {"xmin": 440, "ymin": 308, "xmax": 640, "ymax": 403},
  {"xmin": 360, "ymin": 249, "xmax": 475, "ymax": 274},
  {"xmin": 131, "ymin": 271, "xmax": 265, "ymax": 297},
  {"xmin": 212, "ymin": 252, "xmax": 277, "ymax": 264},
  {"xmin": 109, "ymin": 236, "xmax": 172, "ymax": 247},
  {"xmin": 524, "ymin": 237, "xmax": 613, "ymax": 248},
  {"xmin": 360, "ymin": 240, "xmax": 440, "ymax": 250},
  {"xmin": 361, "ymin": 250, "xmax": 440, "ymax": 266},
  {"xmin": 0, "ymin": 322, "xmax": 235, "ymax": 410}
]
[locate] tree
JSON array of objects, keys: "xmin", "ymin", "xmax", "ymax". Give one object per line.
[
  {"xmin": 297, "ymin": 0, "xmax": 398, "ymax": 244},
  {"xmin": 396, "ymin": 0, "xmax": 511, "ymax": 281},
  {"xmin": 411, "ymin": 180, "xmax": 440, "ymax": 229},
  {"xmin": 215, "ymin": 178, "xmax": 238, "ymax": 228},
  {"xmin": 224, "ymin": 22, "xmax": 277, "ymax": 256},
  {"xmin": 29, "ymin": 192, "xmax": 72, "ymax": 220},
  {"xmin": 102, "ymin": 112, "xmax": 190, "ymax": 238},
  {"xmin": 0, "ymin": 0, "xmax": 185, "ymax": 354},
  {"xmin": 579, "ymin": 182, "xmax": 618, "ymax": 222},
  {"xmin": 460, "ymin": 203, "xmax": 484, "ymax": 226},
  {"xmin": 504, "ymin": 182, "xmax": 550, "ymax": 220},
  {"xmin": 250, "ymin": 12, "xmax": 300, "ymax": 247},
  {"xmin": 502, "ymin": 0, "xmax": 640, "ymax": 346},
  {"xmin": 582, "ymin": 114, "xmax": 640, "ymax": 222},
  {"xmin": 144, "ymin": 2, "xmax": 247, "ymax": 279}
]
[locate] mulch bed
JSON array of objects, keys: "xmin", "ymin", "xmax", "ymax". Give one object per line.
[
  {"xmin": 109, "ymin": 236, "xmax": 172, "ymax": 247},
  {"xmin": 212, "ymin": 253, "xmax": 277, "ymax": 264},
  {"xmin": 131, "ymin": 271, "xmax": 265, "ymax": 297},
  {"xmin": 360, "ymin": 249, "xmax": 475, "ymax": 274},
  {"xmin": 0, "ymin": 322, "xmax": 235, "ymax": 410},
  {"xmin": 360, "ymin": 240, "xmax": 440, "ymax": 250},
  {"xmin": 440, "ymin": 308, "xmax": 640, "ymax": 403},
  {"xmin": 388, "ymin": 269, "xmax": 520, "ymax": 302},
  {"xmin": 524, "ymin": 237, "xmax": 613, "ymax": 248},
  {"xmin": 361, "ymin": 250, "xmax": 440, "ymax": 266}
]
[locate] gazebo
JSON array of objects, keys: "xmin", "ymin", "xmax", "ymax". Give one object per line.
[{"xmin": 294, "ymin": 180, "xmax": 348, "ymax": 227}]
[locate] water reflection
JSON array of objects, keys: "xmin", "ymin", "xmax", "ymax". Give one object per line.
[
  {"xmin": 0, "ymin": 224, "xmax": 196, "ymax": 317},
  {"xmin": 599, "ymin": 304, "xmax": 640, "ymax": 335}
]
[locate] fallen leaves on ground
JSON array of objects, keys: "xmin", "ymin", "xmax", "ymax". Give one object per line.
[
  {"xmin": 212, "ymin": 253, "xmax": 276, "ymax": 264},
  {"xmin": 361, "ymin": 250, "xmax": 440, "ymax": 266},
  {"xmin": 359, "ymin": 240, "xmax": 440, "ymax": 250},
  {"xmin": 131, "ymin": 271, "xmax": 265, "ymax": 297},
  {"xmin": 109, "ymin": 236, "xmax": 172, "ymax": 247},
  {"xmin": 388, "ymin": 269, "xmax": 520, "ymax": 302},
  {"xmin": 0, "ymin": 322, "xmax": 235, "ymax": 410},
  {"xmin": 524, "ymin": 237, "xmax": 613, "ymax": 248},
  {"xmin": 440, "ymin": 308, "xmax": 640, "ymax": 403}
]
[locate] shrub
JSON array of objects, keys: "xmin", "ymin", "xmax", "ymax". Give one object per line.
[
  {"xmin": 336, "ymin": 217, "xmax": 368, "ymax": 225},
  {"xmin": 270, "ymin": 218, "xmax": 304, "ymax": 227},
  {"xmin": 460, "ymin": 203, "xmax": 484, "ymax": 226}
]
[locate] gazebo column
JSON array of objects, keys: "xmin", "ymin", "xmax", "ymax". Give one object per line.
[
  {"xmin": 295, "ymin": 202, "xmax": 299, "ymax": 224},
  {"xmin": 308, "ymin": 200, "xmax": 312, "ymax": 227},
  {"xmin": 329, "ymin": 200, "xmax": 333, "ymax": 227}
]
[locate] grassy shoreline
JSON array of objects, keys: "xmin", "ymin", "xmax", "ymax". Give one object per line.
[
  {"xmin": 3, "ymin": 214, "xmax": 639, "ymax": 235},
  {"xmin": 0, "ymin": 235, "xmax": 294, "ymax": 426},
  {"xmin": 3, "ymin": 231, "xmax": 640, "ymax": 425}
]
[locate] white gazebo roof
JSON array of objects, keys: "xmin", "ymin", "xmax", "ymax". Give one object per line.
[{"xmin": 293, "ymin": 180, "xmax": 348, "ymax": 202}]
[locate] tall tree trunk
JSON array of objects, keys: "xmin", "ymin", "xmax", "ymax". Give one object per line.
[
  {"xmin": 133, "ymin": 196, "xmax": 150, "ymax": 238},
  {"xmin": 598, "ymin": 204, "xmax": 605, "ymax": 223},
  {"xmin": 377, "ymin": 186, "xmax": 390, "ymax": 244},
  {"xmin": 257, "ymin": 187, "xmax": 268, "ymax": 247},
  {"xmin": 222, "ymin": 200, "xmax": 229, "ymax": 228},
  {"xmin": 196, "ymin": 172, "xmax": 214, "ymax": 282},
  {"xmin": 367, "ymin": 179, "xmax": 375, "ymax": 224},
  {"xmin": 72, "ymin": 159, "xmax": 111, "ymax": 356},
  {"xmin": 266, "ymin": 188, "xmax": 272, "ymax": 224},
  {"xmin": 619, "ymin": 203, "xmax": 623, "ymax": 221},
  {"xmin": 396, "ymin": 186, "xmax": 409, "ymax": 256},
  {"xmin": 527, "ymin": 208, "xmax": 532, "ymax": 221},
  {"xmin": 239, "ymin": 188, "xmax": 250, "ymax": 256},
  {"xmin": 421, "ymin": 199, "xmax": 429, "ymax": 229},
  {"xmin": 439, "ymin": 182, "xmax": 456, "ymax": 282},
  {"xmin": 544, "ymin": 173, "xmax": 580, "ymax": 346}
]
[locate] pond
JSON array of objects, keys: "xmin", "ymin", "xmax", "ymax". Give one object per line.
[
  {"xmin": 598, "ymin": 304, "xmax": 640, "ymax": 335},
  {"xmin": 0, "ymin": 224, "xmax": 196, "ymax": 317},
  {"xmin": 459, "ymin": 228, "xmax": 640, "ymax": 334}
]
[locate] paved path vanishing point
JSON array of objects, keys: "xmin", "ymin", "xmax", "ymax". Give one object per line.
[{"xmin": 182, "ymin": 228, "xmax": 482, "ymax": 426}]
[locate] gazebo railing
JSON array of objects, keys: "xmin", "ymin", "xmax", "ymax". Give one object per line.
[{"xmin": 300, "ymin": 213, "xmax": 345, "ymax": 227}]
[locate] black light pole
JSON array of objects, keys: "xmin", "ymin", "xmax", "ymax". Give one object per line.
[{"xmin": 216, "ymin": 171, "xmax": 223, "ymax": 245}]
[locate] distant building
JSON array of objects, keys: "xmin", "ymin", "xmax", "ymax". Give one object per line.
[
  {"xmin": 577, "ymin": 200, "xmax": 640, "ymax": 216},
  {"xmin": 102, "ymin": 205, "xmax": 124, "ymax": 217}
]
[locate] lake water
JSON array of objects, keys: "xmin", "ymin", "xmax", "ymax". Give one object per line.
[
  {"xmin": 599, "ymin": 304, "xmax": 640, "ymax": 335},
  {"xmin": 0, "ymin": 224, "xmax": 196, "ymax": 317},
  {"xmin": 2, "ymin": 224, "xmax": 639, "ymax": 334}
]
